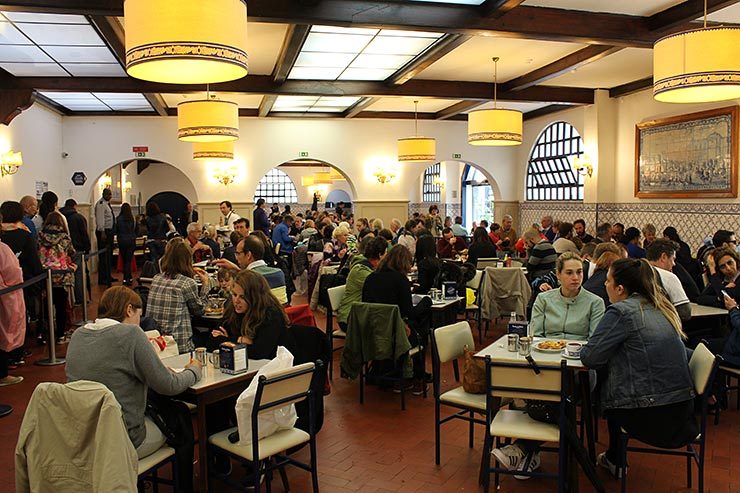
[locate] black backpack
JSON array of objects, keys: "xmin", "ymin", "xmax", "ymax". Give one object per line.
[{"xmin": 434, "ymin": 260, "xmax": 476, "ymax": 295}]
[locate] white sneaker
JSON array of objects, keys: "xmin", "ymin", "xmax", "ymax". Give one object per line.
[
  {"xmin": 597, "ymin": 452, "xmax": 625, "ymax": 479},
  {"xmin": 514, "ymin": 451, "xmax": 541, "ymax": 480},
  {"xmin": 491, "ymin": 444, "xmax": 526, "ymax": 471}
]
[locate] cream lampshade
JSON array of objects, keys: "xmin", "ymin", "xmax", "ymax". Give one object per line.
[
  {"xmin": 468, "ymin": 108, "xmax": 523, "ymax": 146},
  {"xmin": 313, "ymin": 172, "xmax": 332, "ymax": 185},
  {"xmin": 124, "ymin": 0, "xmax": 249, "ymax": 84},
  {"xmin": 178, "ymin": 100, "xmax": 239, "ymax": 142},
  {"xmin": 654, "ymin": 26, "xmax": 740, "ymax": 103},
  {"xmin": 398, "ymin": 137, "xmax": 436, "ymax": 162},
  {"xmin": 193, "ymin": 141, "xmax": 235, "ymax": 160}
]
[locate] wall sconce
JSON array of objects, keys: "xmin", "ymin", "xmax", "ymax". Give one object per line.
[
  {"xmin": 0, "ymin": 150, "xmax": 23, "ymax": 177},
  {"xmin": 213, "ymin": 167, "xmax": 237, "ymax": 186},
  {"xmin": 98, "ymin": 173, "xmax": 112, "ymax": 192},
  {"xmin": 374, "ymin": 169, "xmax": 396, "ymax": 184},
  {"xmin": 572, "ymin": 154, "xmax": 593, "ymax": 177}
]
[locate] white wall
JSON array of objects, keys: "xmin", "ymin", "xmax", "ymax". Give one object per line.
[
  {"xmin": 58, "ymin": 113, "xmax": 521, "ymax": 207},
  {"xmin": 0, "ymin": 105, "xmax": 64, "ymax": 202}
]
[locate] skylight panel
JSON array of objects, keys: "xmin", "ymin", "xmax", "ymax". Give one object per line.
[
  {"xmin": 42, "ymin": 46, "xmax": 117, "ymax": 63},
  {"xmin": 0, "ymin": 62, "xmax": 67, "ymax": 76},
  {"xmin": 17, "ymin": 23, "xmax": 104, "ymax": 46},
  {"xmin": 0, "ymin": 12, "xmax": 88, "ymax": 24},
  {"xmin": 271, "ymin": 96, "xmax": 359, "ymax": 113},
  {"xmin": 39, "ymin": 91, "xmax": 154, "ymax": 112},
  {"xmin": 289, "ymin": 24, "xmax": 444, "ymax": 82},
  {"xmin": 62, "ymin": 63, "xmax": 126, "ymax": 77},
  {"xmin": 0, "ymin": 21, "xmax": 32, "ymax": 44},
  {"xmin": 0, "ymin": 44, "xmax": 52, "ymax": 63}
]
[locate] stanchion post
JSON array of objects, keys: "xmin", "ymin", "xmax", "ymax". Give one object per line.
[
  {"xmin": 76, "ymin": 253, "xmax": 89, "ymax": 326},
  {"xmin": 36, "ymin": 269, "xmax": 65, "ymax": 366}
]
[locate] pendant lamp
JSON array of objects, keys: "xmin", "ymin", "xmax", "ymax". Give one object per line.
[
  {"xmin": 468, "ymin": 57, "xmax": 522, "ymax": 146},
  {"xmin": 178, "ymin": 95, "xmax": 239, "ymax": 143},
  {"xmin": 193, "ymin": 141, "xmax": 235, "ymax": 160},
  {"xmin": 124, "ymin": 0, "xmax": 249, "ymax": 84},
  {"xmin": 398, "ymin": 101, "xmax": 436, "ymax": 162},
  {"xmin": 313, "ymin": 172, "xmax": 333, "ymax": 185},
  {"xmin": 653, "ymin": 0, "xmax": 740, "ymax": 103}
]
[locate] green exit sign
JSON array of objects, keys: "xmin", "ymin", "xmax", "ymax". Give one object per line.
[
  {"xmin": 299, "ymin": 151, "xmax": 309, "ymax": 157},
  {"xmin": 453, "ymin": 153, "xmax": 462, "ymax": 159},
  {"xmin": 135, "ymin": 152, "xmax": 146, "ymax": 158}
]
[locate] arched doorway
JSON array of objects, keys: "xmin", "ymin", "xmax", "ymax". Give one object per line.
[
  {"xmin": 254, "ymin": 159, "xmax": 355, "ymax": 212},
  {"xmin": 148, "ymin": 191, "xmax": 189, "ymax": 227},
  {"xmin": 461, "ymin": 164, "xmax": 493, "ymax": 228}
]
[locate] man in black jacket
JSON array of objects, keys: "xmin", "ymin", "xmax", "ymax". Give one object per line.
[
  {"xmin": 178, "ymin": 202, "xmax": 198, "ymax": 236},
  {"xmin": 60, "ymin": 199, "xmax": 91, "ymax": 303}
]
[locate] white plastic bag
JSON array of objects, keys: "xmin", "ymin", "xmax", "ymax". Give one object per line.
[
  {"xmin": 235, "ymin": 346, "xmax": 298, "ymax": 445},
  {"xmin": 144, "ymin": 330, "xmax": 179, "ymax": 359}
]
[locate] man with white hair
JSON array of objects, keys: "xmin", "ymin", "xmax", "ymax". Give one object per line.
[
  {"xmin": 390, "ymin": 218, "xmax": 402, "ymax": 243},
  {"xmin": 541, "ymin": 215, "xmax": 555, "ymax": 242},
  {"xmin": 499, "ymin": 214, "xmax": 517, "ymax": 253},
  {"xmin": 186, "ymin": 222, "xmax": 212, "ymax": 262}
]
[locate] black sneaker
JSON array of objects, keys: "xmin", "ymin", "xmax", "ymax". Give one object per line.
[
  {"xmin": 212, "ymin": 452, "xmax": 232, "ymax": 476},
  {"xmin": 412, "ymin": 380, "xmax": 428, "ymax": 396},
  {"xmin": 392, "ymin": 381, "xmax": 413, "ymax": 393}
]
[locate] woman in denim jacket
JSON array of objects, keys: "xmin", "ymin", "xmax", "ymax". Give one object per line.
[{"xmin": 581, "ymin": 258, "xmax": 697, "ymax": 477}]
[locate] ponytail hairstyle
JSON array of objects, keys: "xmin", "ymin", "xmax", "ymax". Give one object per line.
[{"xmin": 609, "ymin": 258, "xmax": 685, "ymax": 339}]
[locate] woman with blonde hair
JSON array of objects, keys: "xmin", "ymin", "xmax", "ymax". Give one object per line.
[
  {"xmin": 145, "ymin": 239, "xmax": 210, "ymax": 352},
  {"xmin": 581, "ymin": 258, "xmax": 695, "ymax": 477},
  {"xmin": 210, "ymin": 269, "xmax": 294, "ymax": 359}
]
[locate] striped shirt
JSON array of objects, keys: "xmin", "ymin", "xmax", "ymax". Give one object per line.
[{"xmin": 527, "ymin": 240, "xmax": 557, "ymax": 277}]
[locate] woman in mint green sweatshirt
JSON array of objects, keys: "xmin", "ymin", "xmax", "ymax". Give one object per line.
[{"xmin": 530, "ymin": 251, "xmax": 605, "ymax": 341}]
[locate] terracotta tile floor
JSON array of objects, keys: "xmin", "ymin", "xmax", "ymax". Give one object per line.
[{"xmin": 2, "ymin": 284, "xmax": 739, "ymax": 492}]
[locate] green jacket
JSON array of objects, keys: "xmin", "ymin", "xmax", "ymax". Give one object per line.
[
  {"xmin": 530, "ymin": 287, "xmax": 605, "ymax": 340},
  {"xmin": 337, "ymin": 255, "xmax": 373, "ymax": 324},
  {"xmin": 340, "ymin": 303, "xmax": 412, "ymax": 379}
]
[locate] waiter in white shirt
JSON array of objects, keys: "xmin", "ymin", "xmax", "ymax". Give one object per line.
[
  {"xmin": 94, "ymin": 188, "xmax": 116, "ymax": 287},
  {"xmin": 219, "ymin": 200, "xmax": 240, "ymax": 231}
]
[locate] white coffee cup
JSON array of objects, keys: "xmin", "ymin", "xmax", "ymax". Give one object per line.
[{"xmin": 565, "ymin": 342, "xmax": 583, "ymax": 358}]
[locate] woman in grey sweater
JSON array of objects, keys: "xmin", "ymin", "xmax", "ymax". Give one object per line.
[{"xmin": 66, "ymin": 286, "xmax": 202, "ymax": 460}]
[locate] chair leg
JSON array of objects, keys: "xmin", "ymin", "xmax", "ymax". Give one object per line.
[
  {"xmin": 435, "ymin": 400, "xmax": 441, "ymax": 465},
  {"xmin": 329, "ymin": 333, "xmax": 334, "ymax": 380},
  {"xmin": 687, "ymin": 445, "xmax": 693, "ymax": 489},
  {"xmin": 152, "ymin": 469, "xmax": 159, "ymax": 493},
  {"xmin": 620, "ymin": 433, "xmax": 629, "ymax": 493},
  {"xmin": 359, "ymin": 364, "xmax": 365, "ymax": 405},
  {"xmin": 172, "ymin": 455, "xmax": 180, "ymax": 493},
  {"xmin": 468, "ymin": 410, "xmax": 474, "ymax": 448},
  {"xmin": 698, "ymin": 438, "xmax": 706, "ymax": 493},
  {"xmin": 492, "ymin": 436, "xmax": 500, "ymax": 492},
  {"xmin": 557, "ymin": 441, "xmax": 567, "ymax": 493},
  {"xmin": 310, "ymin": 436, "xmax": 320, "ymax": 493},
  {"xmin": 266, "ymin": 463, "xmax": 273, "ymax": 493},
  {"xmin": 279, "ymin": 465, "xmax": 290, "ymax": 492},
  {"xmin": 400, "ymin": 375, "xmax": 406, "ymax": 411},
  {"xmin": 254, "ymin": 461, "xmax": 262, "ymax": 492}
]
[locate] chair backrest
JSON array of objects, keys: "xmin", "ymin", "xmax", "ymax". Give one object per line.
[
  {"xmin": 689, "ymin": 343, "xmax": 718, "ymax": 396},
  {"xmin": 433, "ymin": 321, "xmax": 474, "ymax": 364},
  {"xmin": 255, "ymin": 362, "xmax": 316, "ymax": 414},
  {"xmin": 466, "ymin": 269, "xmax": 484, "ymax": 290},
  {"xmin": 275, "ymin": 242, "xmax": 281, "ymax": 255},
  {"xmin": 476, "ymin": 258, "xmax": 499, "ymax": 269},
  {"xmin": 327, "ymin": 284, "xmax": 346, "ymax": 313},
  {"xmin": 486, "ymin": 357, "xmax": 566, "ymax": 402}
]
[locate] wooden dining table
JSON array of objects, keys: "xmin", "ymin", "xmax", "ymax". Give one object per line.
[{"xmin": 161, "ymin": 353, "xmax": 270, "ymax": 492}]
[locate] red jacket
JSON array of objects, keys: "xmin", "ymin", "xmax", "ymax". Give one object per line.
[{"xmin": 437, "ymin": 236, "xmax": 467, "ymax": 258}]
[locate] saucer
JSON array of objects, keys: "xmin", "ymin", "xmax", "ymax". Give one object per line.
[{"xmin": 561, "ymin": 349, "xmax": 581, "ymax": 360}]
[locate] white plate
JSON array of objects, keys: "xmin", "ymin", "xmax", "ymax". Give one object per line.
[
  {"xmin": 561, "ymin": 349, "xmax": 581, "ymax": 360},
  {"xmin": 533, "ymin": 341, "xmax": 567, "ymax": 353}
]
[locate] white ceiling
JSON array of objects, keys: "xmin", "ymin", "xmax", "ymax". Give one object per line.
[
  {"xmin": 247, "ymin": 23, "xmax": 289, "ymax": 76},
  {"xmin": 365, "ymin": 97, "xmax": 463, "ymax": 112},
  {"xmin": 542, "ymin": 48, "xmax": 653, "ymax": 89},
  {"xmin": 521, "ymin": 0, "xmax": 685, "ymax": 17},
  {"xmin": 418, "ymin": 35, "xmax": 586, "ymax": 82},
  {"xmin": 707, "ymin": 3, "xmax": 740, "ymax": 22},
  {"xmin": 161, "ymin": 93, "xmax": 265, "ymax": 109}
]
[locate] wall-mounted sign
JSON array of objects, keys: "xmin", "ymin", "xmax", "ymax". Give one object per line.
[
  {"xmin": 453, "ymin": 153, "xmax": 462, "ymax": 159},
  {"xmin": 35, "ymin": 181, "xmax": 48, "ymax": 199},
  {"xmin": 299, "ymin": 151, "xmax": 309, "ymax": 157},
  {"xmin": 71, "ymin": 171, "xmax": 87, "ymax": 186},
  {"xmin": 133, "ymin": 146, "xmax": 148, "ymax": 158}
]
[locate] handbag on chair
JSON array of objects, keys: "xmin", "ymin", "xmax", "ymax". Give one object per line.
[{"xmin": 462, "ymin": 345, "xmax": 486, "ymax": 394}]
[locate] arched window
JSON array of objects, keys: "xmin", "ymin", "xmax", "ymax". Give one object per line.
[
  {"xmin": 422, "ymin": 163, "xmax": 441, "ymax": 202},
  {"xmin": 526, "ymin": 121, "xmax": 584, "ymax": 201},
  {"xmin": 462, "ymin": 164, "xmax": 493, "ymax": 228},
  {"xmin": 254, "ymin": 168, "xmax": 298, "ymax": 203}
]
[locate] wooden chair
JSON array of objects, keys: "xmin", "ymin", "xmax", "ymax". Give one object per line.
[
  {"xmin": 476, "ymin": 258, "xmax": 499, "ymax": 270},
  {"xmin": 208, "ymin": 363, "xmax": 320, "ymax": 492},
  {"xmin": 430, "ymin": 321, "xmax": 486, "ymax": 465},
  {"xmin": 326, "ymin": 284, "xmax": 347, "ymax": 380},
  {"xmin": 618, "ymin": 343, "xmax": 720, "ymax": 493},
  {"xmin": 481, "ymin": 357, "xmax": 569, "ymax": 493}
]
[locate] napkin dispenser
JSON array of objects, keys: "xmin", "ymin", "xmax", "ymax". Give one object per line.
[
  {"xmin": 442, "ymin": 281, "xmax": 457, "ymax": 299},
  {"xmin": 507, "ymin": 321, "xmax": 529, "ymax": 338},
  {"xmin": 220, "ymin": 342, "xmax": 248, "ymax": 374}
]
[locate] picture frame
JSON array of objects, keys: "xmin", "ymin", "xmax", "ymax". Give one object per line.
[{"xmin": 634, "ymin": 105, "xmax": 738, "ymax": 199}]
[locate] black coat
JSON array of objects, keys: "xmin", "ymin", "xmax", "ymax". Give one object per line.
[{"xmin": 60, "ymin": 206, "xmax": 91, "ymax": 253}]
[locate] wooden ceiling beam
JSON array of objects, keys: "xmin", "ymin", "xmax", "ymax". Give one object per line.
[
  {"xmin": 343, "ymin": 97, "xmax": 379, "ymax": 118},
  {"xmin": 258, "ymin": 95, "xmax": 277, "ymax": 117},
  {"xmin": 0, "ymin": 1, "xmax": 660, "ymax": 47},
  {"xmin": 4, "ymin": 76, "xmax": 595, "ymax": 104},
  {"xmin": 609, "ymin": 77, "xmax": 653, "ymax": 98},
  {"xmin": 648, "ymin": 0, "xmax": 740, "ymax": 32},
  {"xmin": 523, "ymin": 104, "xmax": 575, "ymax": 121},
  {"xmin": 501, "ymin": 45, "xmax": 624, "ymax": 92},
  {"xmin": 478, "ymin": 0, "xmax": 527, "ymax": 18},
  {"xmin": 435, "ymin": 100, "xmax": 484, "ymax": 120},
  {"xmin": 272, "ymin": 24, "xmax": 311, "ymax": 85},
  {"xmin": 388, "ymin": 34, "xmax": 471, "ymax": 86},
  {"xmin": 143, "ymin": 93, "xmax": 167, "ymax": 116}
]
